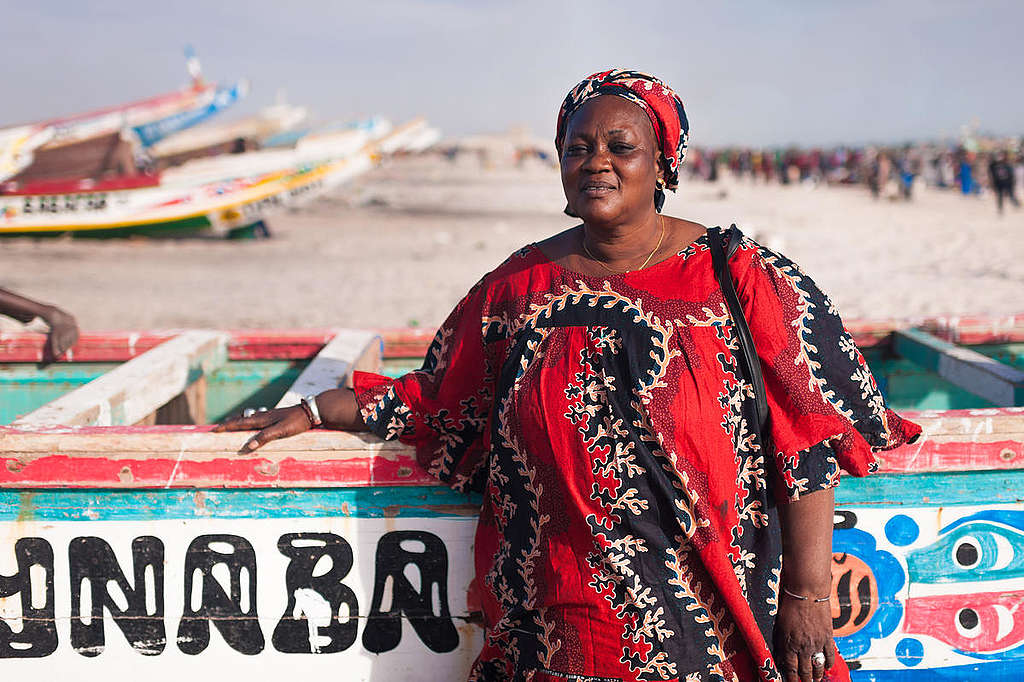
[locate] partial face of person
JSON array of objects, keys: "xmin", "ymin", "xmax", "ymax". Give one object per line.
[{"xmin": 560, "ymin": 96, "xmax": 662, "ymax": 226}]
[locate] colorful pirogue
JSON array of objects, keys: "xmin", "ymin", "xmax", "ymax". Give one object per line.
[
  {"xmin": 0, "ymin": 52, "xmax": 440, "ymax": 238},
  {"xmin": 0, "ymin": 316, "xmax": 1022, "ymax": 680}
]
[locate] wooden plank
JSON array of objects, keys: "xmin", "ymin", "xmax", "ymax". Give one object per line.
[
  {"xmin": 1, "ymin": 323, "xmax": 900, "ymax": 363},
  {"xmin": 837, "ymin": 469, "xmax": 1024, "ymax": 506},
  {"xmin": 843, "ymin": 318, "xmax": 910, "ymax": 349},
  {"xmin": 275, "ymin": 329, "xmax": 383, "ymax": 408},
  {"xmin": 894, "ymin": 328, "xmax": 1024, "ymax": 406},
  {"xmin": 922, "ymin": 313, "xmax": 1024, "ymax": 345},
  {"xmin": 10, "ymin": 331, "xmax": 227, "ymax": 427},
  {"xmin": 0, "ymin": 329, "xmax": 334, "ymax": 362},
  {"xmin": 0, "ymin": 328, "xmax": 424, "ymax": 362},
  {"xmin": 878, "ymin": 407, "xmax": 1024, "ymax": 473},
  {"xmin": 0, "ymin": 408, "xmax": 1020, "ymax": 488},
  {"xmin": 226, "ymin": 329, "xmax": 339, "ymax": 359},
  {"xmin": 0, "ymin": 425, "xmax": 427, "ymax": 488},
  {"xmin": 378, "ymin": 327, "xmax": 434, "ymax": 358}
]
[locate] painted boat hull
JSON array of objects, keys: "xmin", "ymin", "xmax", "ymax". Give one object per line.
[
  {"xmin": 1, "ymin": 83, "xmax": 222, "ymax": 184},
  {"xmin": 0, "ymin": 319, "xmax": 1022, "ymax": 679},
  {"xmin": 0, "ymin": 153, "xmax": 372, "ymax": 238},
  {"xmin": 0, "ymin": 118, "xmax": 423, "ymax": 238}
]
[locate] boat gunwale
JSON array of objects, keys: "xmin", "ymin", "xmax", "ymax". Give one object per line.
[{"xmin": 1, "ymin": 317, "xmax": 1022, "ymax": 488}]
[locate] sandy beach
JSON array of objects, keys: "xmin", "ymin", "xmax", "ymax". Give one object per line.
[{"xmin": 1, "ymin": 155, "xmax": 1021, "ymax": 333}]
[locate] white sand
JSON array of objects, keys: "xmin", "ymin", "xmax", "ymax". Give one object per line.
[{"xmin": 1, "ymin": 155, "xmax": 1021, "ymax": 332}]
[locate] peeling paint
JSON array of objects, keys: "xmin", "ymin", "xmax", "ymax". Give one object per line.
[
  {"xmin": 254, "ymin": 460, "xmax": 280, "ymax": 477},
  {"xmin": 16, "ymin": 491, "xmax": 34, "ymax": 522},
  {"xmin": 193, "ymin": 490, "xmax": 209, "ymax": 517}
]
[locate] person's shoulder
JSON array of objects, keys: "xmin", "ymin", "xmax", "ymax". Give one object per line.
[
  {"xmin": 662, "ymin": 216, "xmax": 707, "ymax": 254},
  {"xmin": 491, "ymin": 242, "xmax": 546, "ymax": 278},
  {"xmin": 532, "ymin": 225, "xmax": 580, "ymax": 264},
  {"xmin": 728, "ymin": 226, "xmax": 781, "ymax": 260},
  {"xmin": 727, "ymin": 226, "xmax": 810, "ymax": 281},
  {"xmin": 468, "ymin": 241, "xmax": 549, "ymax": 297}
]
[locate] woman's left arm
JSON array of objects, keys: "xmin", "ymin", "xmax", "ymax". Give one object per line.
[{"xmin": 776, "ymin": 487, "xmax": 835, "ymax": 682}]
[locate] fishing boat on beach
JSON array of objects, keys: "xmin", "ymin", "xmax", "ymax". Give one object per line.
[
  {"xmin": 0, "ymin": 118, "xmax": 434, "ymax": 238},
  {"xmin": 0, "ymin": 52, "xmax": 245, "ymax": 186},
  {"xmin": 0, "ymin": 51, "xmax": 435, "ymax": 239},
  {"xmin": 0, "ymin": 315, "xmax": 1022, "ymax": 680}
]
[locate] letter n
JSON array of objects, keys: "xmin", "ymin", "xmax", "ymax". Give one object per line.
[
  {"xmin": 177, "ymin": 534, "xmax": 264, "ymax": 655},
  {"xmin": 69, "ymin": 536, "xmax": 165, "ymax": 656}
]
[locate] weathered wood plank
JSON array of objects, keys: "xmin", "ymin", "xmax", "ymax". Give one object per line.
[
  {"xmin": 275, "ymin": 329, "xmax": 382, "ymax": 408},
  {"xmin": 922, "ymin": 312, "xmax": 1024, "ymax": 345},
  {"xmin": 10, "ymin": 331, "xmax": 227, "ymax": 427},
  {"xmin": 0, "ymin": 328, "xmax": 427, "ymax": 362},
  {"xmin": 0, "ymin": 425, "xmax": 427, "ymax": 488},
  {"xmin": 0, "ymin": 408, "xmax": 1021, "ymax": 487},
  {"xmin": 6, "ymin": 319, "xmax": 1013, "ymax": 366},
  {"xmin": 895, "ymin": 328, "xmax": 1024, "ymax": 406}
]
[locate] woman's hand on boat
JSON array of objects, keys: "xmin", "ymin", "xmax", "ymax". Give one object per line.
[
  {"xmin": 214, "ymin": 388, "xmax": 368, "ymax": 452},
  {"xmin": 214, "ymin": 406, "xmax": 312, "ymax": 452}
]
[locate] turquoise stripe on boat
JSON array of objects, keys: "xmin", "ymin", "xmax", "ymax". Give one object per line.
[
  {"xmin": 837, "ymin": 470, "xmax": 1024, "ymax": 506},
  {"xmin": 0, "ymin": 486, "xmax": 482, "ymax": 522},
  {"xmin": 1, "ymin": 471, "xmax": 1020, "ymax": 523}
]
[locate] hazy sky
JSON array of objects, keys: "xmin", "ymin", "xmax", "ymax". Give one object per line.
[{"xmin": 2, "ymin": 1, "xmax": 1020, "ymax": 147}]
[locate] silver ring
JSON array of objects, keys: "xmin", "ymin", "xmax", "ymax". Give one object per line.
[
  {"xmin": 257, "ymin": 406, "xmax": 269, "ymax": 413},
  {"xmin": 811, "ymin": 652, "xmax": 826, "ymax": 667},
  {"xmin": 242, "ymin": 408, "xmax": 256, "ymax": 418}
]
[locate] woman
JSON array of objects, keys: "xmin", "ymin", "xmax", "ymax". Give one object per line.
[{"xmin": 217, "ymin": 70, "xmax": 920, "ymax": 682}]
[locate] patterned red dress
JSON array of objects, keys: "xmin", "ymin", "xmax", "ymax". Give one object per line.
[{"xmin": 353, "ymin": 231, "xmax": 920, "ymax": 682}]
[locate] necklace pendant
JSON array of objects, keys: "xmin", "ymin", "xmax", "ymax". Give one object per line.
[{"xmin": 624, "ymin": 269, "xmax": 631, "ymax": 273}]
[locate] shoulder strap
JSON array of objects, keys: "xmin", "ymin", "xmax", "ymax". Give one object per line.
[{"xmin": 707, "ymin": 225, "xmax": 769, "ymax": 435}]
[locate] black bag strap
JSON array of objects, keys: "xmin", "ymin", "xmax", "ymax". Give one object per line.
[{"xmin": 707, "ymin": 225, "xmax": 769, "ymax": 435}]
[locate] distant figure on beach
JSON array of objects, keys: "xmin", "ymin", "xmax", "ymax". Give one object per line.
[
  {"xmin": 988, "ymin": 151, "xmax": 1019, "ymax": 214},
  {"xmin": 958, "ymin": 152, "xmax": 976, "ymax": 195},
  {"xmin": 0, "ymin": 288, "xmax": 79, "ymax": 361}
]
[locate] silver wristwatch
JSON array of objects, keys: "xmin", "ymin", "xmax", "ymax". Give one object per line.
[{"xmin": 302, "ymin": 395, "xmax": 323, "ymax": 426}]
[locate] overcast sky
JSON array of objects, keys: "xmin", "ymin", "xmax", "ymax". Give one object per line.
[{"xmin": 2, "ymin": 1, "xmax": 1020, "ymax": 147}]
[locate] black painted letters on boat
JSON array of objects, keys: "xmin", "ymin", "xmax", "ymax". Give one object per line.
[
  {"xmin": 362, "ymin": 530, "xmax": 458, "ymax": 654},
  {"xmin": 0, "ymin": 538, "xmax": 57, "ymax": 658},
  {"xmin": 177, "ymin": 534, "xmax": 264, "ymax": 655},
  {"xmin": 273, "ymin": 532, "xmax": 359, "ymax": 653},
  {"xmin": 69, "ymin": 536, "xmax": 165, "ymax": 656}
]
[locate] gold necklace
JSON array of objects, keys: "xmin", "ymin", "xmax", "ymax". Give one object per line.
[{"xmin": 582, "ymin": 216, "xmax": 666, "ymax": 274}]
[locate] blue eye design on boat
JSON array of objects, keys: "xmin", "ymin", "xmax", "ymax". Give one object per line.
[{"xmin": 907, "ymin": 511, "xmax": 1024, "ymax": 584}]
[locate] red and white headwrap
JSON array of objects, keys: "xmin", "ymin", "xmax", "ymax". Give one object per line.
[{"xmin": 555, "ymin": 69, "xmax": 689, "ymax": 210}]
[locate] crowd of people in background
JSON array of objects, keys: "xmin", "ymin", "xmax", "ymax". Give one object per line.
[{"xmin": 683, "ymin": 137, "xmax": 1023, "ymax": 214}]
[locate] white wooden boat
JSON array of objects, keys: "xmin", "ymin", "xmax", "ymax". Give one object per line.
[{"xmin": 0, "ymin": 318, "xmax": 1022, "ymax": 679}]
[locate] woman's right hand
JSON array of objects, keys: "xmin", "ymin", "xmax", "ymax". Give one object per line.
[{"xmin": 213, "ymin": 405, "xmax": 313, "ymax": 452}]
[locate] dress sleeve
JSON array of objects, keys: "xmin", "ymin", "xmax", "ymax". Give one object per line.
[
  {"xmin": 351, "ymin": 279, "xmax": 494, "ymax": 493},
  {"xmin": 731, "ymin": 238, "xmax": 921, "ymax": 502}
]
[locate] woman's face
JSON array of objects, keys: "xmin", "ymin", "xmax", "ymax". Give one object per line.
[{"xmin": 560, "ymin": 95, "xmax": 662, "ymax": 226}]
